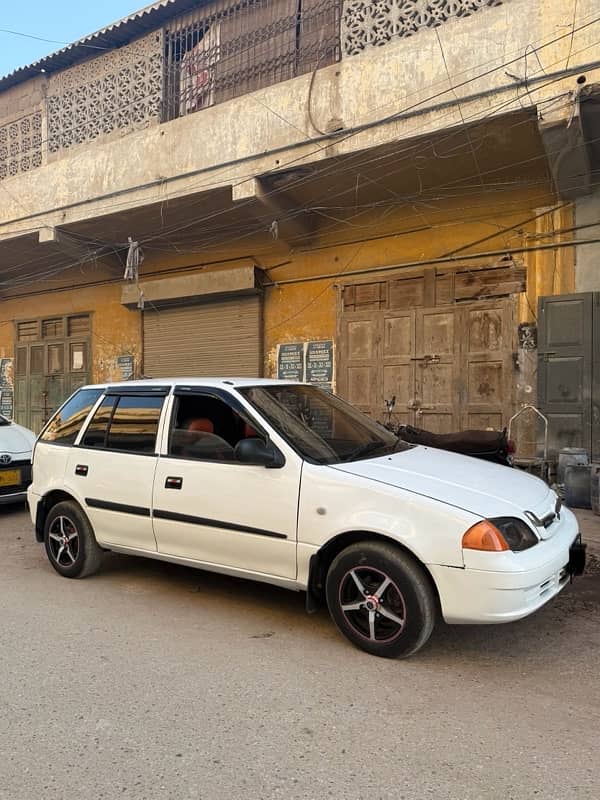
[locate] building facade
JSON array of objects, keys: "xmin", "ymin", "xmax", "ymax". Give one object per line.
[{"xmin": 1, "ymin": 0, "xmax": 599, "ymax": 454}]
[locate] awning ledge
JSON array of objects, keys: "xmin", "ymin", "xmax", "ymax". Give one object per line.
[{"xmin": 121, "ymin": 265, "xmax": 264, "ymax": 309}]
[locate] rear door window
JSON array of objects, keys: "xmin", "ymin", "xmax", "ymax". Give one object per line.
[
  {"xmin": 40, "ymin": 388, "xmax": 103, "ymax": 446},
  {"xmin": 107, "ymin": 396, "xmax": 163, "ymax": 453},
  {"xmin": 80, "ymin": 394, "xmax": 164, "ymax": 454}
]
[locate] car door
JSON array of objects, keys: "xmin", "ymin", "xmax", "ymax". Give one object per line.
[
  {"xmin": 152, "ymin": 387, "xmax": 300, "ymax": 580},
  {"xmin": 65, "ymin": 387, "xmax": 169, "ymax": 551}
]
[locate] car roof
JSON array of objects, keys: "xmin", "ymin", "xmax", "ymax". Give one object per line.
[{"xmin": 77, "ymin": 377, "xmax": 306, "ymax": 391}]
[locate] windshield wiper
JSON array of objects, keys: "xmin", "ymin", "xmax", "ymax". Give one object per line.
[{"xmin": 344, "ymin": 441, "xmax": 390, "ymax": 462}]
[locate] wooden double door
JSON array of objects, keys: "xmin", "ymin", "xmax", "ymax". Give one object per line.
[
  {"xmin": 14, "ymin": 314, "xmax": 91, "ymax": 432},
  {"xmin": 339, "ymin": 299, "xmax": 515, "ymax": 433}
]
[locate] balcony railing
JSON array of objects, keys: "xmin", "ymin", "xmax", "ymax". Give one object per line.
[
  {"xmin": 341, "ymin": 0, "xmax": 502, "ymax": 56},
  {"xmin": 163, "ymin": 0, "xmax": 341, "ymax": 121},
  {"xmin": 0, "ymin": 0, "xmax": 503, "ymax": 179}
]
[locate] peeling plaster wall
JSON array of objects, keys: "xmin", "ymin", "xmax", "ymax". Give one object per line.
[
  {"xmin": 0, "ymin": 185, "xmax": 574, "ymax": 381},
  {"xmin": 0, "ymin": 284, "xmax": 141, "ymax": 384},
  {"xmin": 0, "ymin": 0, "xmax": 598, "ymax": 239},
  {"xmin": 0, "ymin": 181, "xmax": 576, "ymax": 437}
]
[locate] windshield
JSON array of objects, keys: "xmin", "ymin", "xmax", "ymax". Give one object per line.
[{"xmin": 240, "ymin": 384, "xmax": 412, "ymax": 465}]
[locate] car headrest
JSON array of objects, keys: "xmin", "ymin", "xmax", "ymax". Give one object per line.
[
  {"xmin": 187, "ymin": 418, "xmax": 214, "ymax": 433},
  {"xmin": 244, "ymin": 423, "xmax": 258, "ymax": 438}
]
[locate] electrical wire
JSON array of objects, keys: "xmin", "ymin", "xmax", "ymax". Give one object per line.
[
  {"xmin": 3, "ymin": 13, "xmax": 599, "ymax": 240},
  {"xmin": 0, "ymin": 24, "xmax": 600, "ymax": 288},
  {"xmin": 127, "ymin": 62, "xmax": 596, "ymax": 253},
  {"xmin": 0, "ymin": 27, "xmax": 111, "ymax": 51}
]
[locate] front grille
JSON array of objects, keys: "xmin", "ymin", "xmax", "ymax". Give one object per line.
[
  {"xmin": 0, "ymin": 460, "xmax": 31, "ymax": 495},
  {"xmin": 537, "ymin": 565, "xmax": 569, "ymax": 599}
]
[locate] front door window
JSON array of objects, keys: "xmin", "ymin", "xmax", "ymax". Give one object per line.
[
  {"xmin": 168, "ymin": 393, "xmax": 263, "ymax": 462},
  {"xmin": 152, "ymin": 389, "xmax": 299, "ymax": 579}
]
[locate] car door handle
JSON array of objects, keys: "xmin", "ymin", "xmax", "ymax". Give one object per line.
[
  {"xmin": 75, "ymin": 465, "xmax": 88, "ymax": 477},
  {"xmin": 165, "ymin": 476, "xmax": 183, "ymax": 490}
]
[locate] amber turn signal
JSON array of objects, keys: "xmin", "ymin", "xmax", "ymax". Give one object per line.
[{"xmin": 462, "ymin": 521, "xmax": 509, "ymax": 552}]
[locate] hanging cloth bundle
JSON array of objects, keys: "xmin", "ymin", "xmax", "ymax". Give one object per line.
[{"xmin": 123, "ymin": 237, "xmax": 144, "ymax": 281}]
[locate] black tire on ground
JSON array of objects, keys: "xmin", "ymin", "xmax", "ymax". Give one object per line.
[
  {"xmin": 325, "ymin": 540, "xmax": 436, "ymax": 659},
  {"xmin": 43, "ymin": 500, "xmax": 103, "ymax": 579}
]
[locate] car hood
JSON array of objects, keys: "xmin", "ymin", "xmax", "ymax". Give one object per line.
[
  {"xmin": 0, "ymin": 423, "xmax": 35, "ymax": 455},
  {"xmin": 331, "ymin": 445, "xmax": 552, "ymax": 519}
]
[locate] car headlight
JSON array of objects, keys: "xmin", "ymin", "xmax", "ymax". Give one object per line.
[{"xmin": 462, "ymin": 517, "xmax": 539, "ymax": 552}]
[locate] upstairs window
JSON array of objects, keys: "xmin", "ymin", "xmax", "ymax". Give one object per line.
[{"xmin": 164, "ymin": 0, "xmax": 340, "ymax": 121}]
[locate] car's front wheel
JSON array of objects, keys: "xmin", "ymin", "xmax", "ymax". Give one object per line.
[
  {"xmin": 325, "ymin": 541, "xmax": 436, "ymax": 658},
  {"xmin": 44, "ymin": 501, "xmax": 103, "ymax": 579}
]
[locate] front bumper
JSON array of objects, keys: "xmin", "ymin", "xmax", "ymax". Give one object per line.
[
  {"xmin": 0, "ymin": 490, "xmax": 28, "ymax": 505},
  {"xmin": 0, "ymin": 460, "xmax": 32, "ymax": 506},
  {"xmin": 430, "ymin": 512, "xmax": 583, "ymax": 624}
]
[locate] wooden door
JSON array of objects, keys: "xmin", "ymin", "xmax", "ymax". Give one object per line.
[
  {"xmin": 338, "ymin": 276, "xmax": 519, "ymax": 433},
  {"xmin": 382, "ymin": 310, "xmax": 415, "ymax": 427},
  {"xmin": 459, "ymin": 299, "xmax": 515, "ymax": 431},
  {"xmin": 338, "ymin": 310, "xmax": 380, "ymax": 417},
  {"xmin": 414, "ymin": 307, "xmax": 458, "ymax": 433},
  {"xmin": 14, "ymin": 315, "xmax": 91, "ymax": 432}
]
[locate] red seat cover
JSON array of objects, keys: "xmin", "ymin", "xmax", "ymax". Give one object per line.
[{"xmin": 187, "ymin": 418, "xmax": 214, "ymax": 433}]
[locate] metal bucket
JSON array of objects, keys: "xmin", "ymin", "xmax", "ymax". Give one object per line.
[
  {"xmin": 564, "ymin": 464, "xmax": 592, "ymax": 509},
  {"xmin": 557, "ymin": 448, "xmax": 589, "ymax": 485}
]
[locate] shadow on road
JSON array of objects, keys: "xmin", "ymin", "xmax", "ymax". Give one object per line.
[
  {"xmin": 6, "ymin": 503, "xmax": 599, "ymax": 666},
  {"xmin": 96, "ymin": 547, "xmax": 600, "ymax": 666}
]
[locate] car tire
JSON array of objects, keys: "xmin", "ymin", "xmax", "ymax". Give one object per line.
[
  {"xmin": 44, "ymin": 500, "xmax": 103, "ymax": 579},
  {"xmin": 325, "ymin": 541, "xmax": 436, "ymax": 659}
]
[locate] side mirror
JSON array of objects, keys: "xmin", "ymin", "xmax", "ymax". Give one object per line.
[{"xmin": 234, "ymin": 437, "xmax": 285, "ymax": 468}]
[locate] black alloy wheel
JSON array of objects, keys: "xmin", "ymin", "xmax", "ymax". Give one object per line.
[
  {"xmin": 44, "ymin": 500, "xmax": 103, "ymax": 579},
  {"xmin": 326, "ymin": 541, "xmax": 436, "ymax": 658}
]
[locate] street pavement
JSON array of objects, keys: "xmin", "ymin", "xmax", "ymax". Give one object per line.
[{"xmin": 1, "ymin": 503, "xmax": 599, "ymax": 800}]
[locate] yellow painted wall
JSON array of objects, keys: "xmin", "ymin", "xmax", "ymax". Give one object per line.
[
  {"xmin": 0, "ymin": 186, "xmax": 575, "ymax": 391},
  {"xmin": 0, "ymin": 283, "xmax": 140, "ymax": 383},
  {"xmin": 262, "ymin": 189, "xmax": 575, "ymax": 375}
]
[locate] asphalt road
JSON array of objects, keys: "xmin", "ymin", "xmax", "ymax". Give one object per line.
[{"xmin": 1, "ymin": 504, "xmax": 599, "ymax": 800}]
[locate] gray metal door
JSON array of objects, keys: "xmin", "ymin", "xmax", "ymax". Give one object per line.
[
  {"xmin": 538, "ymin": 293, "xmax": 593, "ymax": 457},
  {"xmin": 593, "ymin": 293, "xmax": 600, "ymax": 462}
]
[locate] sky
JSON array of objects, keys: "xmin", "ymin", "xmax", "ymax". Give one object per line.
[{"xmin": 0, "ymin": 1, "xmax": 149, "ymax": 77}]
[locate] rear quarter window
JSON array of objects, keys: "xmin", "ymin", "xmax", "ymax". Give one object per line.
[{"xmin": 40, "ymin": 388, "xmax": 103, "ymax": 446}]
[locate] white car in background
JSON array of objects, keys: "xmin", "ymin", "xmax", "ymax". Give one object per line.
[
  {"xmin": 27, "ymin": 379, "xmax": 586, "ymax": 658},
  {"xmin": 0, "ymin": 415, "xmax": 35, "ymax": 505}
]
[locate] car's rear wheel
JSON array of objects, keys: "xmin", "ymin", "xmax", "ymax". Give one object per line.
[
  {"xmin": 44, "ymin": 501, "xmax": 103, "ymax": 579},
  {"xmin": 325, "ymin": 541, "xmax": 436, "ymax": 658}
]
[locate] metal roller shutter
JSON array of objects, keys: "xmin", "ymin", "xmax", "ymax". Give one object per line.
[{"xmin": 143, "ymin": 296, "xmax": 262, "ymax": 378}]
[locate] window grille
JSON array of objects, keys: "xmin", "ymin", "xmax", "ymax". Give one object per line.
[{"xmin": 164, "ymin": 0, "xmax": 340, "ymax": 121}]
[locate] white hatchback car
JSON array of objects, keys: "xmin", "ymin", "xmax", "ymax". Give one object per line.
[
  {"xmin": 0, "ymin": 414, "xmax": 35, "ymax": 505},
  {"xmin": 28, "ymin": 379, "xmax": 585, "ymax": 658}
]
